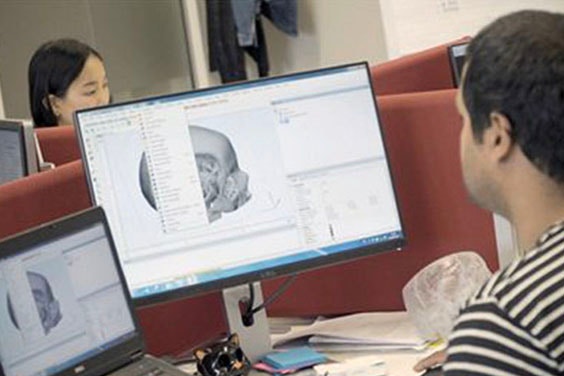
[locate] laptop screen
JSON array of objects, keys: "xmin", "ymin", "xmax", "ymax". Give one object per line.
[
  {"xmin": 0, "ymin": 119, "xmax": 39, "ymax": 185},
  {"xmin": 0, "ymin": 209, "xmax": 138, "ymax": 376},
  {"xmin": 0, "ymin": 123, "xmax": 27, "ymax": 184}
]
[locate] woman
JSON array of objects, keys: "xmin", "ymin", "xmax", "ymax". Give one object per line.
[{"xmin": 28, "ymin": 38, "xmax": 110, "ymax": 127}]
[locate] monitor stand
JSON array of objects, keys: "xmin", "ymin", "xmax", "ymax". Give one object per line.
[{"xmin": 222, "ymin": 282, "xmax": 272, "ymax": 362}]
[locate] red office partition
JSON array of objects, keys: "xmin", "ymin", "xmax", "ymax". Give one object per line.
[
  {"xmin": 370, "ymin": 38, "xmax": 469, "ymax": 96},
  {"xmin": 0, "ymin": 161, "xmax": 90, "ymax": 239},
  {"xmin": 35, "ymin": 125, "xmax": 82, "ymax": 166},
  {"xmin": 264, "ymin": 89, "xmax": 498, "ymax": 316}
]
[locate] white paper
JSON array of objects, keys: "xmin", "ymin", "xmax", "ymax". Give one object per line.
[{"xmin": 271, "ymin": 311, "xmax": 425, "ymax": 348}]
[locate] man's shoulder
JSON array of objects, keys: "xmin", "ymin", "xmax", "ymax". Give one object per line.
[
  {"xmin": 454, "ymin": 226, "xmax": 564, "ymax": 369},
  {"xmin": 472, "ymin": 224, "xmax": 564, "ymax": 307}
]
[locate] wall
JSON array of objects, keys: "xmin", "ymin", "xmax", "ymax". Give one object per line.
[
  {"xmin": 266, "ymin": 0, "xmax": 388, "ymax": 73},
  {"xmin": 380, "ymin": 0, "xmax": 564, "ymax": 58},
  {"xmin": 0, "ymin": 0, "xmax": 93, "ymax": 120},
  {"xmin": 193, "ymin": 0, "xmax": 388, "ymax": 88},
  {"xmin": 88, "ymin": 1, "xmax": 193, "ymax": 102},
  {"xmin": 0, "ymin": 83, "xmax": 4, "ymax": 118},
  {"xmin": 0, "ymin": 0, "xmax": 192, "ymax": 120}
]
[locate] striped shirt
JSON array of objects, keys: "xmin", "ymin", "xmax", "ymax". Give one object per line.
[{"xmin": 443, "ymin": 221, "xmax": 564, "ymax": 376}]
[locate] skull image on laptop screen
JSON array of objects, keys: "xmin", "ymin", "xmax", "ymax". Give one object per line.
[
  {"xmin": 139, "ymin": 125, "xmax": 251, "ymax": 222},
  {"xmin": 6, "ymin": 271, "xmax": 62, "ymax": 335}
]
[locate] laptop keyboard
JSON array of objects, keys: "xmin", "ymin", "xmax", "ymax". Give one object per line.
[
  {"xmin": 133, "ymin": 364, "xmax": 164, "ymax": 376},
  {"xmin": 136, "ymin": 366, "xmax": 164, "ymax": 376},
  {"xmin": 111, "ymin": 358, "xmax": 183, "ymax": 376}
]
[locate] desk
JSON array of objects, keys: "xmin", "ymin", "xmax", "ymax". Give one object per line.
[
  {"xmin": 178, "ymin": 349, "xmax": 432, "ymax": 376},
  {"xmin": 178, "ymin": 313, "xmax": 438, "ymax": 376},
  {"xmin": 326, "ymin": 350, "xmax": 433, "ymax": 376}
]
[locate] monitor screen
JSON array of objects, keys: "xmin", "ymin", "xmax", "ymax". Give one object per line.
[
  {"xmin": 448, "ymin": 42, "xmax": 468, "ymax": 87},
  {"xmin": 0, "ymin": 120, "xmax": 37, "ymax": 185},
  {"xmin": 75, "ymin": 63, "xmax": 405, "ymax": 306}
]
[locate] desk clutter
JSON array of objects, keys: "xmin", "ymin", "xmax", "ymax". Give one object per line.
[
  {"xmin": 254, "ymin": 347, "xmax": 326, "ymax": 374},
  {"xmin": 271, "ymin": 311, "xmax": 426, "ymax": 351},
  {"xmin": 313, "ymin": 355, "xmax": 387, "ymax": 376},
  {"xmin": 194, "ymin": 334, "xmax": 251, "ymax": 376},
  {"xmin": 255, "ymin": 349, "xmax": 388, "ymax": 376},
  {"xmin": 185, "ymin": 310, "xmax": 430, "ymax": 376}
]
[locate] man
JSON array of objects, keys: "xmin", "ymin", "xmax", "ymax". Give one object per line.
[{"xmin": 416, "ymin": 10, "xmax": 564, "ymax": 375}]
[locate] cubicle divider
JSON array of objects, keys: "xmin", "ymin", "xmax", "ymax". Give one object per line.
[
  {"xmin": 370, "ymin": 38, "xmax": 469, "ymax": 96},
  {"xmin": 35, "ymin": 125, "xmax": 81, "ymax": 167},
  {"xmin": 0, "ymin": 160, "xmax": 90, "ymax": 239},
  {"xmin": 263, "ymin": 89, "xmax": 499, "ymax": 316}
]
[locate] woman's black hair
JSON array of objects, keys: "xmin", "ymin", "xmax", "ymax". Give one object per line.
[{"xmin": 28, "ymin": 38, "xmax": 103, "ymax": 127}]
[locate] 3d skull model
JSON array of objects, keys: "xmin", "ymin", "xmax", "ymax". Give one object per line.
[
  {"xmin": 140, "ymin": 125, "xmax": 251, "ymax": 222},
  {"xmin": 7, "ymin": 271, "xmax": 62, "ymax": 334}
]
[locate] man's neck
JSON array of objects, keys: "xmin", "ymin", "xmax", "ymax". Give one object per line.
[
  {"xmin": 498, "ymin": 150, "xmax": 564, "ymax": 251},
  {"xmin": 511, "ymin": 185, "xmax": 564, "ymax": 251}
]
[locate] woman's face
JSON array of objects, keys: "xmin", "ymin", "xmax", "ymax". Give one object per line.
[{"xmin": 49, "ymin": 54, "xmax": 110, "ymax": 125}]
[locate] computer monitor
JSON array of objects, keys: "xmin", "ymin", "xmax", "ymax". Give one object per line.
[
  {"xmin": 75, "ymin": 63, "xmax": 406, "ymax": 359},
  {"xmin": 0, "ymin": 120, "xmax": 38, "ymax": 185},
  {"xmin": 448, "ymin": 42, "xmax": 469, "ymax": 87}
]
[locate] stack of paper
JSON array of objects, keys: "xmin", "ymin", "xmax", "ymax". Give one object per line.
[
  {"xmin": 271, "ymin": 311, "xmax": 427, "ymax": 352},
  {"xmin": 314, "ymin": 355, "xmax": 387, "ymax": 376}
]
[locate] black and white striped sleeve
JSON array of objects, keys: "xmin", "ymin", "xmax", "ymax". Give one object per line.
[{"xmin": 443, "ymin": 299, "xmax": 560, "ymax": 376}]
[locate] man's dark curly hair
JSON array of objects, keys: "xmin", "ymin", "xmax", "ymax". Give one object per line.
[{"xmin": 463, "ymin": 10, "xmax": 564, "ymax": 183}]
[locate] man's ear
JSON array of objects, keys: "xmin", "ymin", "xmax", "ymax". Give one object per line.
[{"xmin": 484, "ymin": 111, "xmax": 513, "ymax": 161}]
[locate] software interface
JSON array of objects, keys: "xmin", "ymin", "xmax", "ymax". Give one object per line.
[
  {"xmin": 0, "ymin": 225, "xmax": 135, "ymax": 376},
  {"xmin": 77, "ymin": 64, "xmax": 404, "ymax": 299},
  {"xmin": 0, "ymin": 128, "xmax": 25, "ymax": 184}
]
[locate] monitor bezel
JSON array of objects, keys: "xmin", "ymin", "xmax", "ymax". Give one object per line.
[
  {"xmin": 74, "ymin": 62, "xmax": 407, "ymax": 307},
  {"xmin": 0, "ymin": 119, "xmax": 37, "ymax": 183},
  {"xmin": 448, "ymin": 41, "xmax": 469, "ymax": 88}
]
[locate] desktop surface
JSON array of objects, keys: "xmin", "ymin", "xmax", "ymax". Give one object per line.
[{"xmin": 177, "ymin": 312, "xmax": 434, "ymax": 376}]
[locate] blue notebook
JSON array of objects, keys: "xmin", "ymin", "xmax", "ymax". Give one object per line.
[{"xmin": 262, "ymin": 347, "xmax": 327, "ymax": 370}]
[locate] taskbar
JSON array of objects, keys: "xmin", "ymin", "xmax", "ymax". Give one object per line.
[{"xmin": 131, "ymin": 229, "xmax": 404, "ymax": 299}]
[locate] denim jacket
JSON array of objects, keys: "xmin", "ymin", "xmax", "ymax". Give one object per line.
[{"xmin": 230, "ymin": 0, "xmax": 298, "ymax": 47}]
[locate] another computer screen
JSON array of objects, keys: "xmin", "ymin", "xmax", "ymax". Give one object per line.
[
  {"xmin": 0, "ymin": 208, "xmax": 139, "ymax": 376},
  {"xmin": 448, "ymin": 42, "xmax": 468, "ymax": 87},
  {"xmin": 75, "ymin": 63, "xmax": 405, "ymax": 306},
  {"xmin": 0, "ymin": 121, "xmax": 28, "ymax": 185}
]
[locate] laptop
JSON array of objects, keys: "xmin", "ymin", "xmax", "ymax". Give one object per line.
[
  {"xmin": 0, "ymin": 119, "xmax": 38, "ymax": 185},
  {"xmin": 0, "ymin": 207, "xmax": 188, "ymax": 376}
]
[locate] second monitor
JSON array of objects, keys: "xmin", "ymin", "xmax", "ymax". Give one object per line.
[{"xmin": 0, "ymin": 119, "xmax": 38, "ymax": 185}]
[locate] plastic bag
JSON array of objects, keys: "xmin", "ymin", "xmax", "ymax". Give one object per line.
[{"xmin": 402, "ymin": 251, "xmax": 492, "ymax": 341}]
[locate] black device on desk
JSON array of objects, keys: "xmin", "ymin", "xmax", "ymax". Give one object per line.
[
  {"xmin": 0, "ymin": 207, "xmax": 188, "ymax": 376},
  {"xmin": 75, "ymin": 62, "xmax": 406, "ymax": 361}
]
